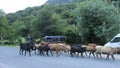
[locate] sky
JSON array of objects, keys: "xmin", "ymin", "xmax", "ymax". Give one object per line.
[{"xmin": 0, "ymin": 0, "xmax": 48, "ymax": 13}]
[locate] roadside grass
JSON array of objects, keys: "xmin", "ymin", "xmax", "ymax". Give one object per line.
[
  {"xmin": 0, "ymin": 37, "xmax": 41, "ymax": 47},
  {"xmin": 0, "ymin": 44, "xmax": 18, "ymax": 47}
]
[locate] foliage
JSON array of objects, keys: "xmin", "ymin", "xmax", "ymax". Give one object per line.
[
  {"xmin": 29, "ymin": 4, "xmax": 78, "ymax": 43},
  {"xmin": 9, "ymin": 21, "xmax": 25, "ymax": 40},
  {"xmin": 0, "ymin": 10, "xmax": 9, "ymax": 39},
  {"xmin": 74, "ymin": 0, "xmax": 120, "ymax": 44},
  {"xmin": 63, "ymin": 25, "xmax": 80, "ymax": 43}
]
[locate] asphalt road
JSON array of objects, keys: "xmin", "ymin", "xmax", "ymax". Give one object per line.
[{"xmin": 0, "ymin": 46, "xmax": 120, "ymax": 68}]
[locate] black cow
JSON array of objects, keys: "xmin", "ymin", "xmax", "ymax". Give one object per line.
[
  {"xmin": 19, "ymin": 38, "xmax": 36, "ymax": 56},
  {"xmin": 29, "ymin": 38, "xmax": 36, "ymax": 54},
  {"xmin": 70, "ymin": 44, "xmax": 87, "ymax": 57},
  {"xmin": 38, "ymin": 45, "xmax": 50, "ymax": 56},
  {"xmin": 19, "ymin": 42, "xmax": 31, "ymax": 56}
]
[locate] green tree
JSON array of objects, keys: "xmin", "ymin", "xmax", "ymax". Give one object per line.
[
  {"xmin": 32, "ymin": 5, "xmax": 67, "ymax": 38},
  {"xmin": 0, "ymin": 10, "xmax": 9, "ymax": 40},
  {"xmin": 63, "ymin": 25, "xmax": 80, "ymax": 43},
  {"xmin": 9, "ymin": 21, "xmax": 25, "ymax": 40},
  {"xmin": 74, "ymin": 0, "xmax": 120, "ymax": 44}
]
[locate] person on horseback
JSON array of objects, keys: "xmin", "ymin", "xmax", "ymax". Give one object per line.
[{"xmin": 26, "ymin": 34, "xmax": 31, "ymax": 42}]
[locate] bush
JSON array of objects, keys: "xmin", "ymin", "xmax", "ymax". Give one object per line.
[
  {"xmin": 35, "ymin": 38, "xmax": 41, "ymax": 44},
  {"xmin": 3, "ymin": 40, "xmax": 17, "ymax": 45}
]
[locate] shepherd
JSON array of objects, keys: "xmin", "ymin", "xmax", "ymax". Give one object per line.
[{"xmin": 26, "ymin": 34, "xmax": 31, "ymax": 42}]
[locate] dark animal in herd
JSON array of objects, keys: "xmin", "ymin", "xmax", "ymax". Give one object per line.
[
  {"xmin": 70, "ymin": 44, "xmax": 87, "ymax": 57},
  {"xmin": 37, "ymin": 44, "xmax": 50, "ymax": 56},
  {"xmin": 19, "ymin": 38, "xmax": 36, "ymax": 56},
  {"xmin": 19, "ymin": 42, "xmax": 31, "ymax": 56}
]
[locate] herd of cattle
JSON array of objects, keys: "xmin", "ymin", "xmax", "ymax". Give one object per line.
[{"xmin": 19, "ymin": 39, "xmax": 120, "ymax": 60}]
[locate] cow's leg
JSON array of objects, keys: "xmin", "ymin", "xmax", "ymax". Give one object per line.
[
  {"xmin": 106, "ymin": 54, "xmax": 109, "ymax": 59},
  {"xmin": 70, "ymin": 51, "xmax": 73, "ymax": 57},
  {"xmin": 85, "ymin": 51, "xmax": 87, "ymax": 56},
  {"xmin": 50, "ymin": 50, "xmax": 53, "ymax": 56},
  {"xmin": 96, "ymin": 52, "xmax": 99, "ymax": 59},
  {"xmin": 100, "ymin": 53, "xmax": 102, "ymax": 59},
  {"xmin": 77, "ymin": 52, "xmax": 79, "ymax": 57},
  {"xmin": 25, "ymin": 50, "xmax": 26, "ymax": 56},
  {"xmin": 89, "ymin": 52, "xmax": 92, "ymax": 57},
  {"xmin": 19, "ymin": 48, "xmax": 22, "ymax": 55},
  {"xmin": 56, "ymin": 51, "xmax": 60, "ymax": 57},
  {"xmin": 34, "ymin": 47, "xmax": 36, "ymax": 54},
  {"xmin": 40, "ymin": 50, "xmax": 42, "ymax": 55},
  {"xmin": 22, "ymin": 49, "xmax": 24, "ymax": 55},
  {"xmin": 81, "ymin": 52, "xmax": 84, "ymax": 58},
  {"xmin": 46, "ymin": 51, "xmax": 49, "ymax": 56},
  {"xmin": 29, "ymin": 50, "xmax": 31, "ymax": 56},
  {"xmin": 111, "ymin": 55, "xmax": 115, "ymax": 60},
  {"xmin": 92, "ymin": 51, "xmax": 96, "ymax": 58},
  {"xmin": 42, "ymin": 51, "xmax": 44, "ymax": 56}
]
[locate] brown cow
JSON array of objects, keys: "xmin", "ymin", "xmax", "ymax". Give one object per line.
[
  {"xmin": 48, "ymin": 43, "xmax": 71, "ymax": 57},
  {"xmin": 82, "ymin": 43, "xmax": 96, "ymax": 58}
]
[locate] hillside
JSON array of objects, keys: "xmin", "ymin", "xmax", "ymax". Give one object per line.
[{"xmin": 6, "ymin": 0, "xmax": 78, "ymax": 24}]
